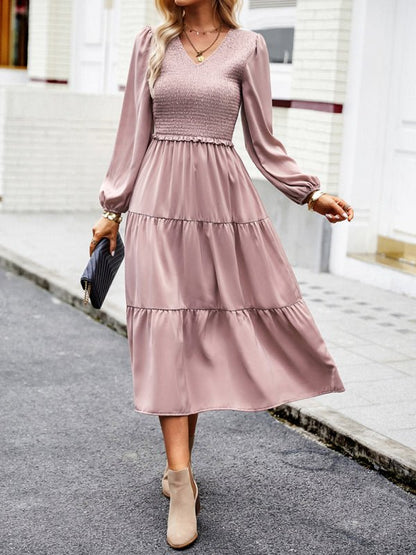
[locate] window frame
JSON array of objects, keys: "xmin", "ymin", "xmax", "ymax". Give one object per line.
[{"xmin": 247, "ymin": 6, "xmax": 297, "ymax": 100}]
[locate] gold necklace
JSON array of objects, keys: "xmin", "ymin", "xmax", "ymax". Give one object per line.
[
  {"xmin": 182, "ymin": 24, "xmax": 223, "ymax": 63},
  {"xmin": 184, "ymin": 24, "xmax": 221, "ymax": 36}
]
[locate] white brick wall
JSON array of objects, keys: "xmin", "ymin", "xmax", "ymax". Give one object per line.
[
  {"xmin": 28, "ymin": 0, "xmax": 73, "ymax": 82},
  {"xmin": 117, "ymin": 0, "xmax": 147, "ymax": 86},
  {"xmin": 292, "ymin": 0, "xmax": 352, "ymax": 104},
  {"xmin": 233, "ymin": 107, "xmax": 291, "ymax": 185},
  {"xmin": 235, "ymin": 0, "xmax": 352, "ymax": 197},
  {"xmin": 117, "ymin": 0, "xmax": 161, "ymax": 86},
  {"xmin": 0, "ymin": 0, "xmax": 162, "ymax": 212},
  {"xmin": 0, "ymin": 86, "xmax": 122, "ymax": 211},
  {"xmin": 233, "ymin": 105, "xmax": 342, "ymax": 196},
  {"xmin": 280, "ymin": 0, "xmax": 353, "ymax": 195},
  {"xmin": 285, "ymin": 109, "xmax": 344, "ymax": 194}
]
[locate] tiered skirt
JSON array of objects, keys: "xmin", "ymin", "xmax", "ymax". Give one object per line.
[{"xmin": 124, "ymin": 135, "xmax": 345, "ymax": 415}]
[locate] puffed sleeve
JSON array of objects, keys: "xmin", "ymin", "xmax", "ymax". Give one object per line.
[
  {"xmin": 240, "ymin": 32, "xmax": 321, "ymax": 205},
  {"xmin": 99, "ymin": 25, "xmax": 154, "ymax": 213}
]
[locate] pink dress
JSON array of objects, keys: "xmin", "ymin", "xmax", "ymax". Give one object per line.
[{"xmin": 99, "ymin": 25, "xmax": 346, "ymax": 415}]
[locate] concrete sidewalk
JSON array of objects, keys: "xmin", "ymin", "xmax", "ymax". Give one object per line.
[{"xmin": 0, "ymin": 212, "xmax": 415, "ymax": 491}]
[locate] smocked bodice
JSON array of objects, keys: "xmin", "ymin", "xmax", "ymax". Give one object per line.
[
  {"xmin": 151, "ymin": 29, "xmax": 255, "ymax": 145},
  {"xmin": 99, "ymin": 24, "xmax": 321, "ymax": 214}
]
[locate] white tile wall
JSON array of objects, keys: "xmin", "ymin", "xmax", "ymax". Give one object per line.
[
  {"xmin": 0, "ymin": 86, "xmax": 122, "ymax": 211},
  {"xmin": 286, "ymin": 109, "xmax": 344, "ymax": 194},
  {"xmin": 234, "ymin": 106, "xmax": 343, "ymax": 196},
  {"xmin": 27, "ymin": 0, "xmax": 72, "ymax": 82},
  {"xmin": 285, "ymin": 0, "xmax": 353, "ymax": 195},
  {"xmin": 117, "ymin": 0, "xmax": 147, "ymax": 86},
  {"xmin": 292, "ymin": 0, "xmax": 352, "ymax": 104}
]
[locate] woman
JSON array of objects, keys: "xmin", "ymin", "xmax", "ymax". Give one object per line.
[{"xmin": 90, "ymin": 0, "xmax": 354, "ymax": 549}]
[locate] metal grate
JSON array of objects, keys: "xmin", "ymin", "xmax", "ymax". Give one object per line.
[{"xmin": 249, "ymin": 0, "xmax": 296, "ymax": 9}]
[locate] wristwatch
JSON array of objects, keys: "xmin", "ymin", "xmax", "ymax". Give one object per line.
[{"xmin": 307, "ymin": 190, "xmax": 326, "ymax": 211}]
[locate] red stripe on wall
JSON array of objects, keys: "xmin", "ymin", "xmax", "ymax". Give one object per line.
[
  {"xmin": 272, "ymin": 99, "xmax": 343, "ymax": 113},
  {"xmin": 30, "ymin": 77, "xmax": 68, "ymax": 84}
]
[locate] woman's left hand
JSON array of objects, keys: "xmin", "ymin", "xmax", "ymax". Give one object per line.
[{"xmin": 312, "ymin": 194, "xmax": 354, "ymax": 223}]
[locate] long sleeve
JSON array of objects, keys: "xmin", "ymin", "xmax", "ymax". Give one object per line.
[
  {"xmin": 99, "ymin": 25, "xmax": 154, "ymax": 213},
  {"xmin": 240, "ymin": 32, "xmax": 321, "ymax": 205}
]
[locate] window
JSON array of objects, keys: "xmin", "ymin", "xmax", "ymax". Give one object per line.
[
  {"xmin": 253, "ymin": 27, "xmax": 294, "ymax": 64},
  {"xmin": 0, "ymin": 0, "xmax": 29, "ymax": 67},
  {"xmin": 244, "ymin": 0, "xmax": 296, "ymax": 99},
  {"xmin": 248, "ymin": 0, "xmax": 296, "ymax": 64}
]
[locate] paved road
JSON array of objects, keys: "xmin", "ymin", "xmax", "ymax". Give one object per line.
[{"xmin": 0, "ymin": 268, "xmax": 415, "ymax": 555}]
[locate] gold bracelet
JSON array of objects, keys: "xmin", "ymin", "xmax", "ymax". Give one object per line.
[
  {"xmin": 102, "ymin": 210, "xmax": 123, "ymax": 224},
  {"xmin": 307, "ymin": 191, "xmax": 326, "ymax": 211}
]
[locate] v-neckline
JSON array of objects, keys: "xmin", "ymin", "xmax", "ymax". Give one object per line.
[{"xmin": 176, "ymin": 28, "xmax": 234, "ymax": 67}]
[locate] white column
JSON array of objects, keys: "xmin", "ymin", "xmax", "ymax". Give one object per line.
[
  {"xmin": 27, "ymin": 0, "xmax": 73, "ymax": 83},
  {"xmin": 330, "ymin": 0, "xmax": 396, "ymax": 274}
]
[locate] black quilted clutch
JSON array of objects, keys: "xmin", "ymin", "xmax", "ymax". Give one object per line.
[{"xmin": 80, "ymin": 232, "xmax": 125, "ymax": 309}]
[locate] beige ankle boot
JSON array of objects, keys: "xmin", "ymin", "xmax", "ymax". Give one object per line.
[
  {"xmin": 166, "ymin": 465, "xmax": 200, "ymax": 549},
  {"xmin": 162, "ymin": 435, "xmax": 195, "ymax": 498}
]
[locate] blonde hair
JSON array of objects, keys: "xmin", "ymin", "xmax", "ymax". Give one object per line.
[{"xmin": 147, "ymin": 0, "xmax": 243, "ymax": 97}]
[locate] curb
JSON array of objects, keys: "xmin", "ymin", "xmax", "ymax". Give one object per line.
[
  {"xmin": 270, "ymin": 403, "xmax": 416, "ymax": 494},
  {"xmin": 0, "ymin": 246, "xmax": 415, "ymax": 494},
  {"xmin": 0, "ymin": 245, "xmax": 127, "ymax": 337}
]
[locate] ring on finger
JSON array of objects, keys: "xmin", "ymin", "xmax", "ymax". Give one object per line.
[{"xmin": 91, "ymin": 239, "xmax": 98, "ymax": 245}]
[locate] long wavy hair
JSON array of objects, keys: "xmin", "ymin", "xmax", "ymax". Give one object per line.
[{"xmin": 147, "ymin": 0, "xmax": 243, "ymax": 97}]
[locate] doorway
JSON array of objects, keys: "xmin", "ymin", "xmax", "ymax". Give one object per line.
[{"xmin": 0, "ymin": 0, "xmax": 29, "ymax": 67}]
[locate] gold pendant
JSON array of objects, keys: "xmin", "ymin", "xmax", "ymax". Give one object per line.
[{"xmin": 196, "ymin": 52, "xmax": 204, "ymax": 62}]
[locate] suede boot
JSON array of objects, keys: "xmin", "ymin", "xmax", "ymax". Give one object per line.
[
  {"xmin": 166, "ymin": 465, "xmax": 200, "ymax": 549},
  {"xmin": 162, "ymin": 434, "xmax": 195, "ymax": 498}
]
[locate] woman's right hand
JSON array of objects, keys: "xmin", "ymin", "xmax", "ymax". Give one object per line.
[{"xmin": 90, "ymin": 216, "xmax": 120, "ymax": 256}]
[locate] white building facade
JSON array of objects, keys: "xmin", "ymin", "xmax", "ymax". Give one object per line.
[{"xmin": 0, "ymin": 0, "xmax": 415, "ymax": 296}]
